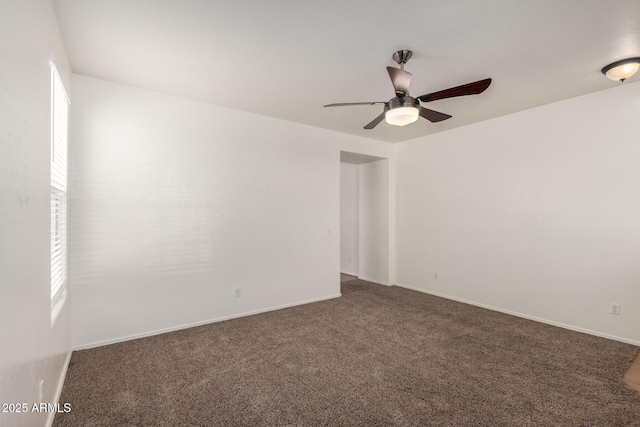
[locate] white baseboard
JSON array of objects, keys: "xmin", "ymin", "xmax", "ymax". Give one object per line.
[
  {"xmin": 358, "ymin": 276, "xmax": 391, "ymax": 286},
  {"xmin": 74, "ymin": 293, "xmax": 342, "ymax": 350},
  {"xmin": 395, "ymin": 283, "xmax": 640, "ymax": 347},
  {"xmin": 47, "ymin": 350, "xmax": 72, "ymax": 427}
]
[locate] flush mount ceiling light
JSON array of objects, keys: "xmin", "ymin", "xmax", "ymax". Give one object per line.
[{"xmin": 601, "ymin": 57, "xmax": 640, "ymax": 82}]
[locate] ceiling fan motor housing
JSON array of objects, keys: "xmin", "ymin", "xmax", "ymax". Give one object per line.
[{"xmin": 386, "ymin": 96, "xmax": 419, "ymax": 112}]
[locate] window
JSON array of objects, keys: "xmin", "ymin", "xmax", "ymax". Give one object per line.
[{"xmin": 51, "ymin": 62, "xmax": 69, "ymax": 308}]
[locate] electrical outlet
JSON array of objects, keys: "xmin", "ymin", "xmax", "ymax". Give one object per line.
[
  {"xmin": 234, "ymin": 288, "xmax": 241, "ymax": 298},
  {"xmin": 611, "ymin": 303, "xmax": 620, "ymax": 315}
]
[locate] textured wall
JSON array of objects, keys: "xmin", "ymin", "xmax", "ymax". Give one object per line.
[
  {"xmin": 359, "ymin": 159, "xmax": 390, "ymax": 285},
  {"xmin": 340, "ymin": 163, "xmax": 359, "ymax": 276},
  {"xmin": 396, "ymin": 81, "xmax": 640, "ymax": 345},
  {"xmin": 68, "ymin": 75, "xmax": 393, "ymax": 348},
  {"xmin": 0, "ymin": 0, "xmax": 72, "ymax": 426}
]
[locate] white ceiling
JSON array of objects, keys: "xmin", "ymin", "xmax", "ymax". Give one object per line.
[{"xmin": 52, "ymin": 0, "xmax": 640, "ymax": 143}]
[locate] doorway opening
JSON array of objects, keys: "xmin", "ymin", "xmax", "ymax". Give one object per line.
[{"xmin": 340, "ymin": 151, "xmax": 389, "ymax": 286}]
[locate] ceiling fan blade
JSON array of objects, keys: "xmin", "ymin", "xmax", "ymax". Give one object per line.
[
  {"xmin": 417, "ymin": 78, "xmax": 492, "ymax": 103},
  {"xmin": 419, "ymin": 107, "xmax": 452, "ymax": 123},
  {"xmin": 364, "ymin": 112, "xmax": 386, "ymax": 130},
  {"xmin": 387, "ymin": 66, "xmax": 412, "ymax": 96},
  {"xmin": 324, "ymin": 102, "xmax": 386, "ymax": 107}
]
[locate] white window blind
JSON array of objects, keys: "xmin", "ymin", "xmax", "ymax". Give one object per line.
[
  {"xmin": 51, "ymin": 63, "xmax": 69, "ymax": 305},
  {"xmin": 51, "ymin": 188, "xmax": 67, "ymax": 302}
]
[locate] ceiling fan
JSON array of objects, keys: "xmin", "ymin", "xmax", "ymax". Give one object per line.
[{"xmin": 324, "ymin": 50, "xmax": 492, "ymax": 129}]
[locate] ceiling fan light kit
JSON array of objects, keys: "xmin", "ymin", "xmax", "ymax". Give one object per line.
[
  {"xmin": 601, "ymin": 57, "xmax": 640, "ymax": 82},
  {"xmin": 385, "ymin": 97, "xmax": 420, "ymax": 126},
  {"xmin": 385, "ymin": 107, "xmax": 419, "ymax": 126},
  {"xmin": 324, "ymin": 49, "xmax": 492, "ymax": 131}
]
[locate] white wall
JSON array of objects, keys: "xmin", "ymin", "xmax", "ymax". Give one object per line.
[
  {"xmin": 340, "ymin": 163, "xmax": 359, "ymax": 276},
  {"xmin": 0, "ymin": 0, "xmax": 72, "ymax": 426},
  {"xmin": 396, "ymin": 81, "xmax": 640, "ymax": 345},
  {"xmin": 68, "ymin": 75, "xmax": 390, "ymax": 348},
  {"xmin": 359, "ymin": 159, "xmax": 389, "ymax": 285}
]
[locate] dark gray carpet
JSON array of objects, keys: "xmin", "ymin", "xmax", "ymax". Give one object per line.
[{"xmin": 54, "ymin": 281, "xmax": 640, "ymax": 426}]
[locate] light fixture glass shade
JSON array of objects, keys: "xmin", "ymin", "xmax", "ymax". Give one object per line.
[
  {"xmin": 385, "ymin": 106, "xmax": 419, "ymax": 126},
  {"xmin": 602, "ymin": 58, "xmax": 640, "ymax": 82}
]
